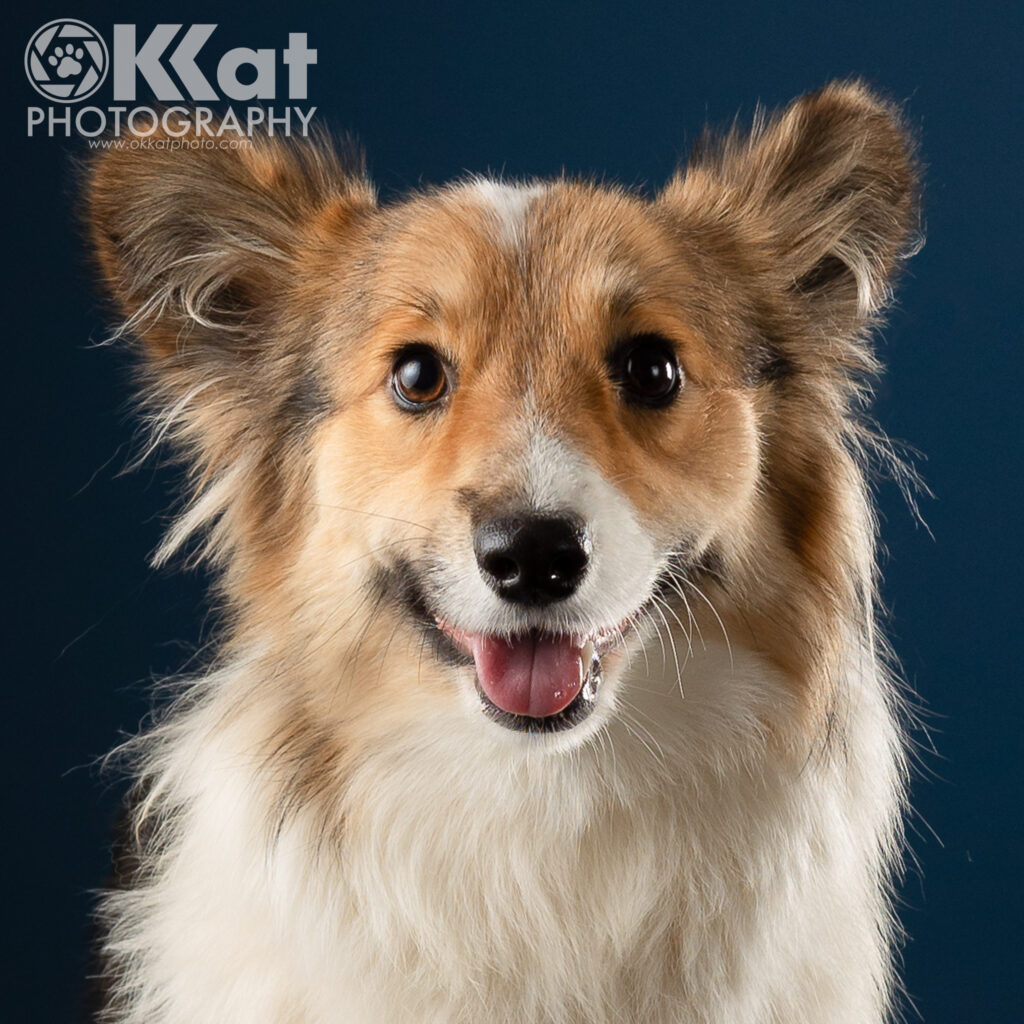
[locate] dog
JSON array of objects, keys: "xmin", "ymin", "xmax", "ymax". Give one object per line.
[{"xmin": 86, "ymin": 80, "xmax": 920, "ymax": 1023}]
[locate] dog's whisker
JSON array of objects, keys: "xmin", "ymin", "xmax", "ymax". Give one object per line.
[
  {"xmin": 649, "ymin": 595, "xmax": 686, "ymax": 701},
  {"xmin": 306, "ymin": 502, "xmax": 434, "ymax": 534},
  {"xmin": 675, "ymin": 574, "xmax": 733, "ymax": 669},
  {"xmin": 656, "ymin": 583, "xmax": 696, "ymax": 662},
  {"xmin": 616, "ymin": 706, "xmax": 668, "ymax": 771},
  {"xmin": 658, "ymin": 565, "xmax": 707, "ymax": 656}
]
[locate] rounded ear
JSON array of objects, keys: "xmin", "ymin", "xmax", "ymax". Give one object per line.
[{"xmin": 660, "ymin": 80, "xmax": 921, "ymax": 329}]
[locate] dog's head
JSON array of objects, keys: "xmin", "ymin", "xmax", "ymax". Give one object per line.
[{"xmin": 88, "ymin": 82, "xmax": 918, "ymax": 751}]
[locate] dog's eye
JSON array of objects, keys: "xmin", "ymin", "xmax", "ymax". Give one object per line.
[
  {"xmin": 610, "ymin": 335, "xmax": 682, "ymax": 407},
  {"xmin": 391, "ymin": 345, "xmax": 449, "ymax": 410}
]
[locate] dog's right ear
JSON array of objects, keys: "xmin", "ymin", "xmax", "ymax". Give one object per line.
[
  {"xmin": 86, "ymin": 125, "xmax": 376, "ymax": 565},
  {"xmin": 87, "ymin": 125, "xmax": 375, "ymax": 361}
]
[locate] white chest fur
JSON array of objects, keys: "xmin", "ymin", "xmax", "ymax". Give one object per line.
[{"xmin": 103, "ymin": 641, "xmax": 903, "ymax": 1024}]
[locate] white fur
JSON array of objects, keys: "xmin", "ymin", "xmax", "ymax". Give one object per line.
[
  {"xmin": 99, "ymin": 625, "xmax": 903, "ymax": 1023},
  {"xmin": 96, "ymin": 400, "xmax": 908, "ymax": 1023},
  {"xmin": 469, "ymin": 179, "xmax": 547, "ymax": 246}
]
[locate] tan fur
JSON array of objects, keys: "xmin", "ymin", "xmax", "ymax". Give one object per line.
[{"xmin": 87, "ymin": 82, "xmax": 920, "ymax": 1023}]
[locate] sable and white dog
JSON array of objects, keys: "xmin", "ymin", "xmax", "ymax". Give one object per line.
[{"xmin": 87, "ymin": 81, "xmax": 920, "ymax": 1023}]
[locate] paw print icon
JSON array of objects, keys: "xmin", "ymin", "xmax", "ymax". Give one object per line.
[
  {"xmin": 25, "ymin": 19, "xmax": 109, "ymax": 102},
  {"xmin": 50, "ymin": 45, "xmax": 86, "ymax": 79}
]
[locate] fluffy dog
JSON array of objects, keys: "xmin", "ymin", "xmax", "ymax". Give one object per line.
[{"xmin": 87, "ymin": 80, "xmax": 920, "ymax": 1023}]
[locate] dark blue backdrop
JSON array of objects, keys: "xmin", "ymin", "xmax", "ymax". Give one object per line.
[{"xmin": 4, "ymin": 2, "xmax": 1020, "ymax": 1020}]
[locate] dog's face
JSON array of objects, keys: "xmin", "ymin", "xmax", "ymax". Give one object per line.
[
  {"xmin": 87, "ymin": 82, "xmax": 916, "ymax": 750},
  {"xmin": 306, "ymin": 181, "xmax": 761, "ymax": 738}
]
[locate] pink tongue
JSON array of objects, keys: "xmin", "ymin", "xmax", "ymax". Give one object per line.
[{"xmin": 471, "ymin": 633, "xmax": 585, "ymax": 718}]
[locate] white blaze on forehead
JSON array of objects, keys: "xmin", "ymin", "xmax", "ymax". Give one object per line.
[
  {"xmin": 520, "ymin": 432, "xmax": 583, "ymax": 512},
  {"xmin": 467, "ymin": 178, "xmax": 546, "ymax": 246}
]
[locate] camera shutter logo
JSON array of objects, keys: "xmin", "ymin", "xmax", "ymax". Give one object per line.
[{"xmin": 25, "ymin": 19, "xmax": 109, "ymax": 102}]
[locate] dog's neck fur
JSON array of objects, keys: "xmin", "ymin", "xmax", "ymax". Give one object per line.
[{"xmin": 102, "ymin": 633, "xmax": 903, "ymax": 1024}]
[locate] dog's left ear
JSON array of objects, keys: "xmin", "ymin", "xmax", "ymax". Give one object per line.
[{"xmin": 661, "ymin": 81, "xmax": 920, "ymax": 332}]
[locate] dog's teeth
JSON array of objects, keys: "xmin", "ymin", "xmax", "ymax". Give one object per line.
[
  {"xmin": 581, "ymin": 639, "xmax": 595, "ymax": 666},
  {"xmin": 581, "ymin": 640, "xmax": 602, "ymax": 702}
]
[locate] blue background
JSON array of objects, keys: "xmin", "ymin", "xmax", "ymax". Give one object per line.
[{"xmin": 4, "ymin": 2, "xmax": 1020, "ymax": 1020}]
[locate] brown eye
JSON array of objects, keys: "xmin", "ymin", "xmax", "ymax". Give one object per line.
[
  {"xmin": 610, "ymin": 335, "xmax": 682, "ymax": 408},
  {"xmin": 391, "ymin": 345, "xmax": 449, "ymax": 410}
]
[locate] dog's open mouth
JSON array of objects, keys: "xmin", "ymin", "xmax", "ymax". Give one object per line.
[
  {"xmin": 376, "ymin": 559, "xmax": 661, "ymax": 734},
  {"xmin": 438, "ymin": 622, "xmax": 621, "ymax": 733}
]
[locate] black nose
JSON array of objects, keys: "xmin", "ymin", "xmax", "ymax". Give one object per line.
[{"xmin": 474, "ymin": 515, "xmax": 591, "ymax": 607}]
